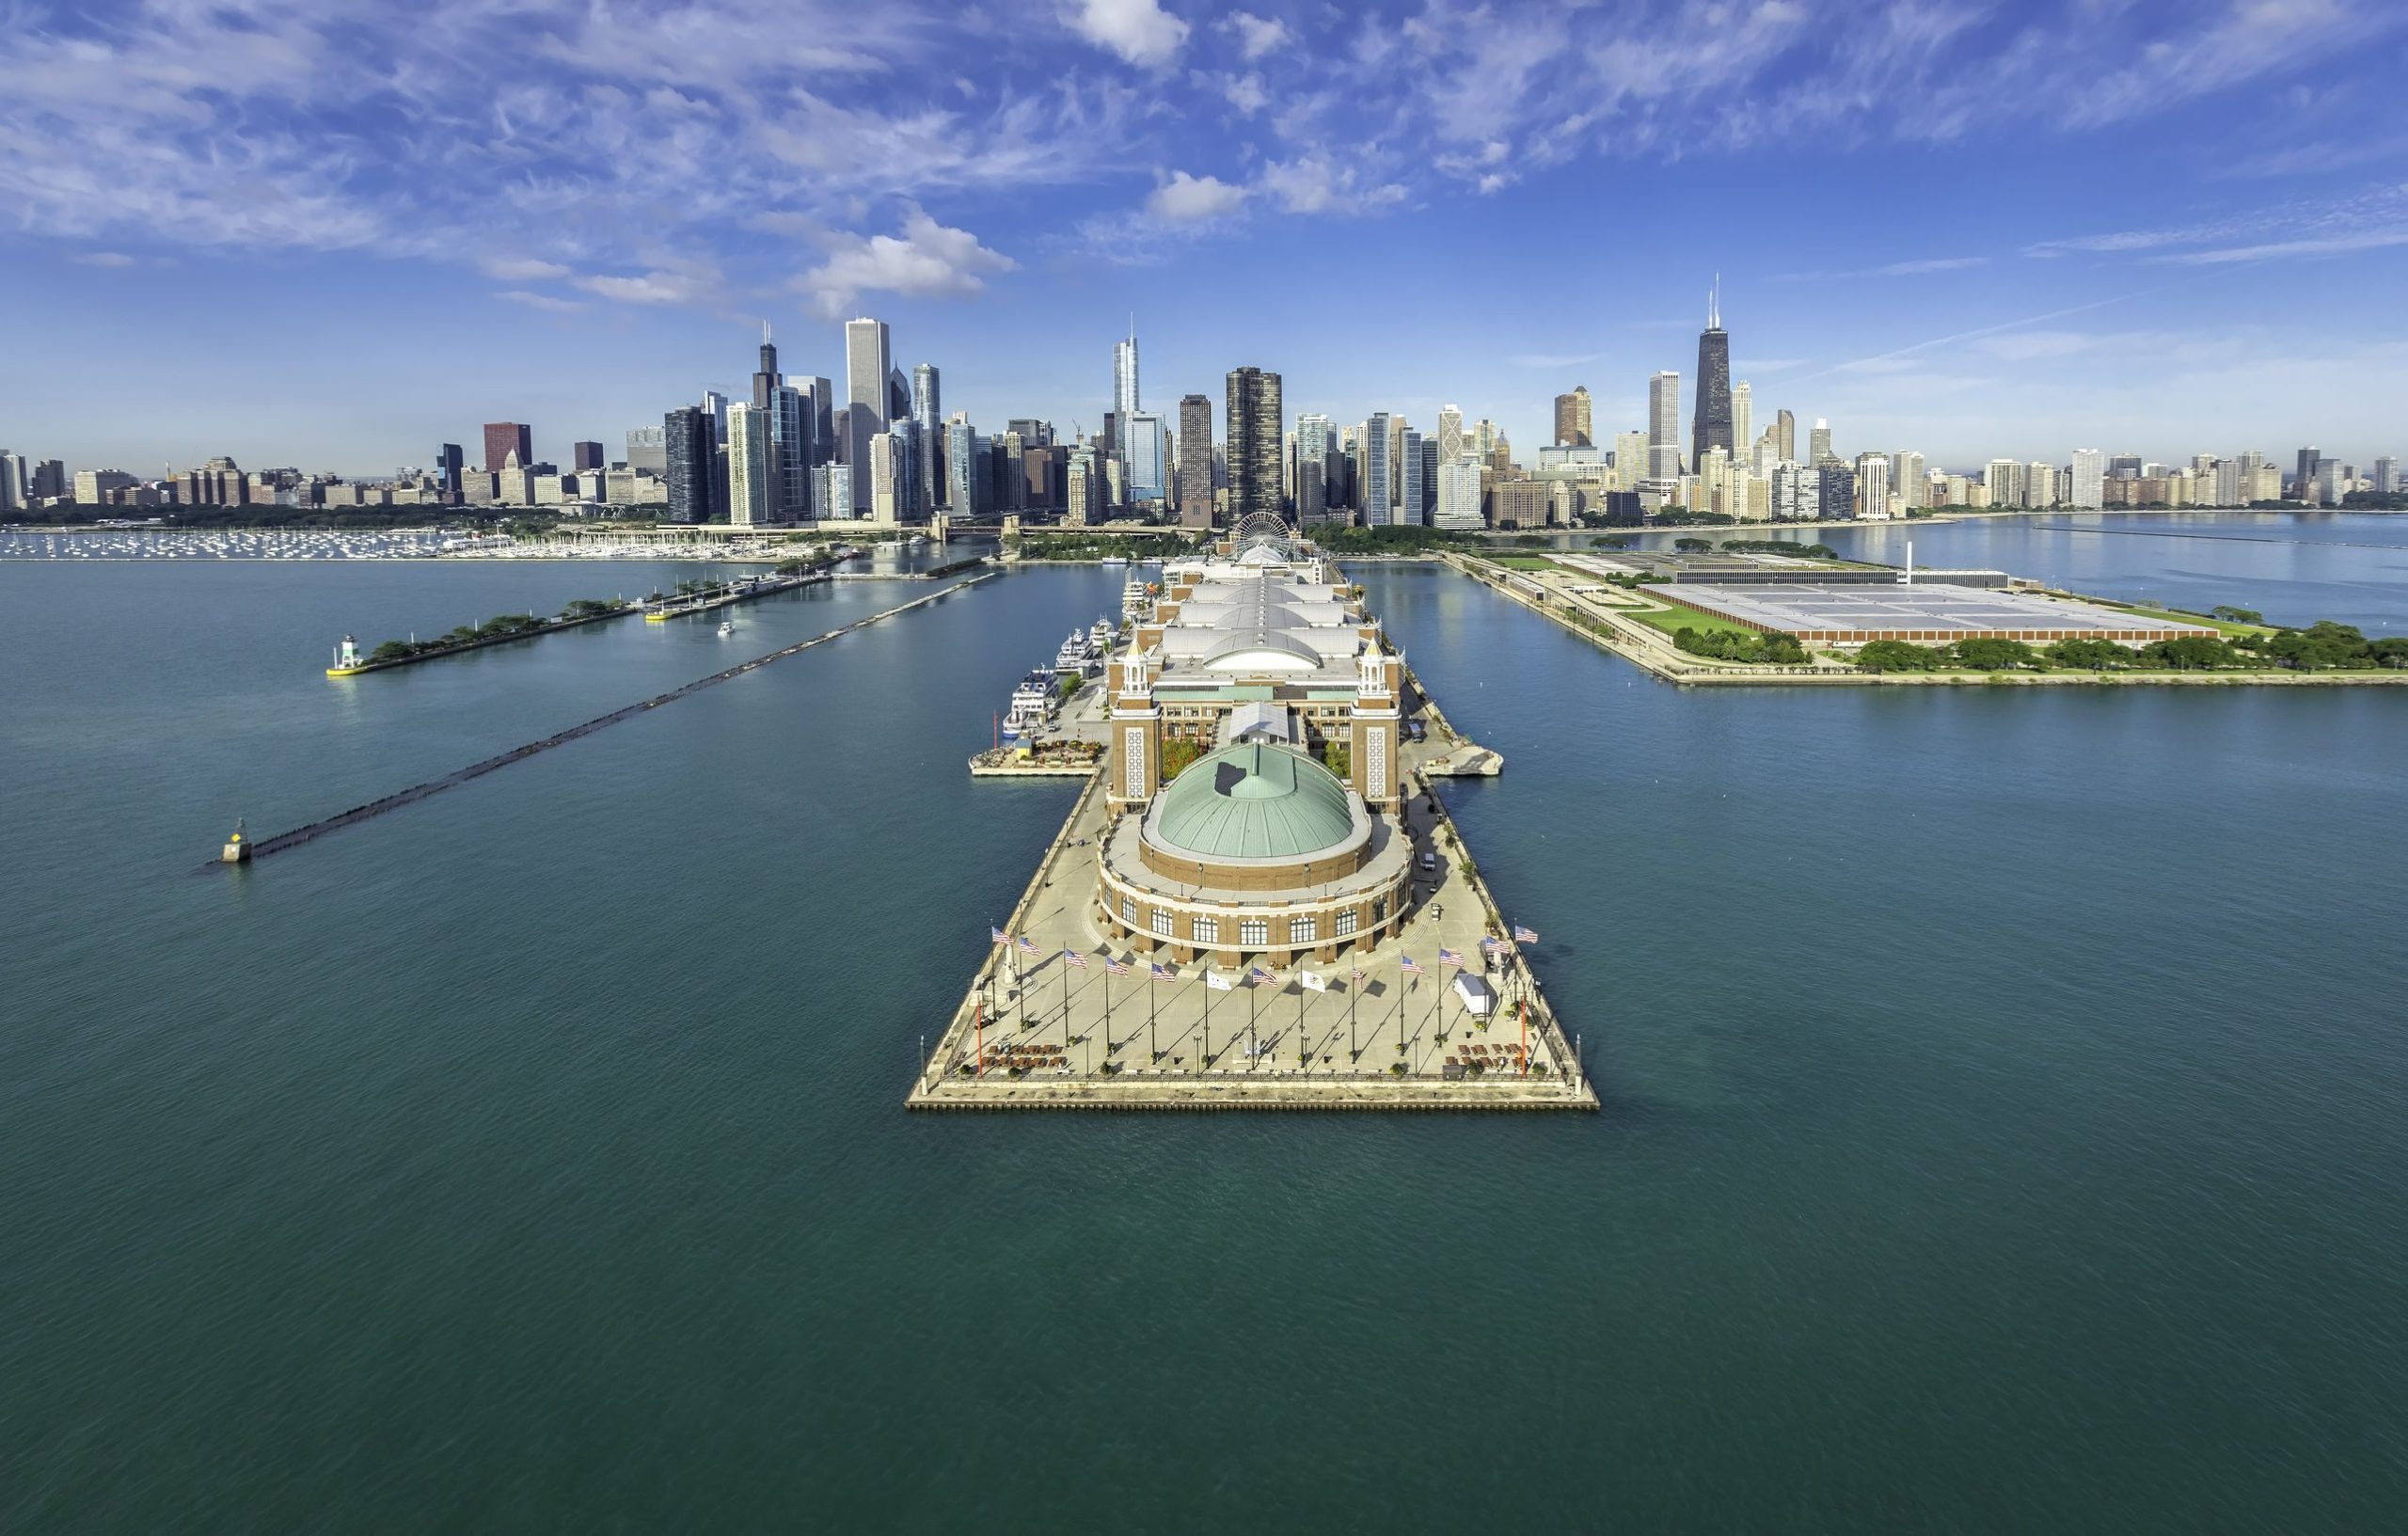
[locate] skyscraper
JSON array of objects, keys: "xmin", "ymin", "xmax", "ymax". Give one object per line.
[
  {"xmin": 1776, "ymin": 409, "xmax": 1796, "ymax": 463},
  {"xmin": 752, "ymin": 330, "xmax": 780, "ymax": 410},
  {"xmin": 1810, "ymin": 419, "xmax": 1834, "ymax": 465},
  {"xmin": 2071, "ymin": 448, "xmax": 2105, "ymax": 510},
  {"xmin": 1124, "ymin": 412, "xmax": 1168, "ymax": 505},
  {"xmin": 1691, "ymin": 282, "xmax": 1733, "ymax": 467},
  {"xmin": 727, "ymin": 404, "xmax": 773, "ymax": 526},
  {"xmin": 434, "ymin": 443, "xmax": 463, "ymax": 503},
  {"xmin": 1397, "ymin": 427, "xmax": 1425, "ymax": 525},
  {"xmin": 1113, "ymin": 330, "xmax": 1140, "ymax": 420},
  {"xmin": 1362, "ymin": 412, "xmax": 1392, "ymax": 526},
  {"xmin": 483, "ymin": 421, "xmax": 531, "ymax": 473},
  {"xmin": 945, "ymin": 413, "xmax": 978, "ymax": 515},
  {"xmin": 0, "ymin": 451, "xmax": 26, "ymax": 511},
  {"xmin": 802, "ymin": 378, "xmax": 834, "ymax": 463},
  {"xmin": 844, "ymin": 318, "xmax": 892, "ymax": 514},
  {"xmin": 1553, "ymin": 387, "xmax": 1593, "ymax": 448},
  {"xmin": 772, "ymin": 386, "xmax": 812, "ymax": 518},
  {"xmin": 1437, "ymin": 404, "xmax": 1464, "ymax": 465},
  {"xmin": 911, "ymin": 364, "xmax": 942, "ymax": 510},
  {"xmin": 1731, "ymin": 382, "xmax": 1751, "ymax": 458},
  {"xmin": 625, "ymin": 427, "xmax": 667, "ymax": 478},
  {"xmin": 664, "ymin": 406, "xmax": 718, "ymax": 525},
  {"xmin": 2295, "ymin": 447, "xmax": 2320, "ymax": 492},
  {"xmin": 867, "ymin": 431, "xmax": 905, "ymax": 523},
  {"xmin": 1225, "ymin": 368, "xmax": 1283, "ymax": 525},
  {"xmin": 1647, "ymin": 372, "xmax": 1682, "ymax": 483},
  {"xmin": 1177, "ymin": 394, "xmax": 1214, "ymax": 527}
]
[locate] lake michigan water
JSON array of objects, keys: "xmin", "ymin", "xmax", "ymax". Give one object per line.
[{"xmin": 4, "ymin": 522, "xmax": 2405, "ymax": 1529}]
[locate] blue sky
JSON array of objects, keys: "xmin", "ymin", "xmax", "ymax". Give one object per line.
[{"xmin": 8, "ymin": 0, "xmax": 2408, "ymax": 477}]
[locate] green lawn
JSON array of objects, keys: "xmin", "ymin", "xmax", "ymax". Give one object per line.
[
  {"xmin": 2059, "ymin": 594, "xmax": 2275, "ymax": 638},
  {"xmin": 1486, "ymin": 554, "xmax": 1564, "ymax": 572},
  {"xmin": 1627, "ymin": 600, "xmax": 1767, "ymax": 641}
]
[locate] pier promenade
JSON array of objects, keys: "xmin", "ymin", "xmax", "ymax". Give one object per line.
[{"xmin": 910, "ymin": 742, "xmax": 1591, "ymax": 1112}]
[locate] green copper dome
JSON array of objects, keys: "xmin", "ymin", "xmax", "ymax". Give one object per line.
[{"xmin": 1151, "ymin": 743, "xmax": 1358, "ymax": 862}]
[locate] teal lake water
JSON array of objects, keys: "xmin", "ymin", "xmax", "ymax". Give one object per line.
[{"xmin": 5, "ymin": 537, "xmax": 2405, "ymax": 1529}]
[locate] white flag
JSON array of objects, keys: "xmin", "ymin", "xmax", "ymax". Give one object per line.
[
  {"xmin": 1298, "ymin": 970, "xmax": 1328, "ymax": 993},
  {"xmin": 1204, "ymin": 970, "xmax": 1233, "ymax": 991}
]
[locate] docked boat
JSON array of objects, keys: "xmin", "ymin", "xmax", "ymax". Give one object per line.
[
  {"xmin": 1001, "ymin": 668, "xmax": 1056, "ymax": 740},
  {"xmin": 1054, "ymin": 627, "xmax": 1099, "ymax": 676}
]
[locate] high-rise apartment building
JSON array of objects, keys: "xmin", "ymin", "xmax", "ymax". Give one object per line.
[
  {"xmin": 945, "ymin": 414, "xmax": 978, "ymax": 515},
  {"xmin": 1646, "ymin": 372, "xmax": 1682, "ymax": 483},
  {"xmin": 2374, "ymin": 456, "xmax": 2399, "ymax": 495},
  {"xmin": 727, "ymin": 404, "xmax": 773, "ymax": 526},
  {"xmin": 1856, "ymin": 453, "xmax": 1891, "ymax": 519},
  {"xmin": 2070, "ymin": 448, "xmax": 2105, "ymax": 510},
  {"xmin": 1985, "ymin": 459, "xmax": 2020, "ymax": 508},
  {"xmin": 1731, "ymin": 383, "xmax": 1752, "ymax": 458},
  {"xmin": 1776, "ymin": 409, "xmax": 1796, "ymax": 463},
  {"xmin": 0, "ymin": 451, "xmax": 26, "ymax": 511},
  {"xmin": 1397, "ymin": 428, "xmax": 1426, "ymax": 526},
  {"xmin": 483, "ymin": 421, "xmax": 531, "ymax": 472},
  {"xmin": 844, "ymin": 318, "xmax": 892, "ymax": 514},
  {"xmin": 664, "ymin": 406, "xmax": 719, "ymax": 525},
  {"xmin": 1691, "ymin": 285, "xmax": 1733, "ymax": 466},
  {"xmin": 1810, "ymin": 419, "xmax": 1834, "ymax": 465},
  {"xmin": 1553, "ymin": 387, "xmax": 1592, "ymax": 448},
  {"xmin": 911, "ymin": 364, "xmax": 942, "ymax": 510},
  {"xmin": 1293, "ymin": 413, "xmax": 1333, "ymax": 523},
  {"xmin": 1361, "ymin": 412, "xmax": 1392, "ymax": 526},
  {"xmin": 1225, "ymin": 367, "xmax": 1283, "ymax": 525},
  {"xmin": 1612, "ymin": 431, "xmax": 1648, "ymax": 491},
  {"xmin": 867, "ymin": 431, "xmax": 906, "ymax": 522},
  {"xmin": 2028, "ymin": 461, "xmax": 2058, "ymax": 508},
  {"xmin": 1434, "ymin": 459, "xmax": 1483, "ymax": 530},
  {"xmin": 1124, "ymin": 412, "xmax": 1168, "ymax": 505},
  {"xmin": 772, "ymin": 385, "xmax": 812, "ymax": 518},
  {"xmin": 1176, "ymin": 394, "xmax": 1214, "ymax": 527}
]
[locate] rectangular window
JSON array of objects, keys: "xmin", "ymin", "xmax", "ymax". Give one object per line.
[
  {"xmin": 1193, "ymin": 915, "xmax": 1218, "ymax": 944},
  {"xmin": 1239, "ymin": 918, "xmax": 1268, "ymax": 948},
  {"xmin": 1150, "ymin": 907, "xmax": 1173, "ymax": 938},
  {"xmin": 1290, "ymin": 916, "xmax": 1316, "ymax": 944},
  {"xmin": 1121, "ymin": 894, "xmax": 1135, "ymax": 924},
  {"xmin": 1335, "ymin": 910, "xmax": 1358, "ymax": 938}
]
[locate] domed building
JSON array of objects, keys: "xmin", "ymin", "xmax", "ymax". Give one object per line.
[{"xmin": 1096, "ymin": 533, "xmax": 1417, "ymax": 966}]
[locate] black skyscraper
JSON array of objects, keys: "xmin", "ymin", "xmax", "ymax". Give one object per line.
[
  {"xmin": 1691, "ymin": 281, "xmax": 1733, "ymax": 467},
  {"xmin": 1224, "ymin": 367, "xmax": 1283, "ymax": 526},
  {"xmin": 435, "ymin": 443, "xmax": 463, "ymax": 503},
  {"xmin": 665, "ymin": 406, "xmax": 720, "ymax": 525}
]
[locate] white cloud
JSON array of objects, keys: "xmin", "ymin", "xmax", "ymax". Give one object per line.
[
  {"xmin": 1065, "ymin": 0, "xmax": 1190, "ymax": 67},
  {"xmin": 495, "ymin": 289, "xmax": 588, "ymax": 312},
  {"xmin": 482, "ymin": 257, "xmax": 573, "ymax": 281},
  {"xmin": 1223, "ymin": 10, "xmax": 1290, "ymax": 59},
  {"xmin": 1148, "ymin": 170, "xmax": 1250, "ymax": 222},
  {"xmin": 1259, "ymin": 152, "xmax": 1405, "ymax": 214},
  {"xmin": 571, "ymin": 268, "xmax": 717, "ymax": 305},
  {"xmin": 71, "ymin": 251, "xmax": 137, "ymax": 268},
  {"xmin": 797, "ymin": 205, "xmax": 1016, "ymax": 317},
  {"xmin": 1215, "ymin": 71, "xmax": 1269, "ymax": 115}
]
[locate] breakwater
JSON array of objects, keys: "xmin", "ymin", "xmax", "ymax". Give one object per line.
[{"xmin": 211, "ymin": 573, "xmax": 994, "ymax": 869}]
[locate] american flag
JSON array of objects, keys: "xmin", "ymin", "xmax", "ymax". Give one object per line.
[
  {"xmin": 1018, "ymin": 936, "xmax": 1039, "ymax": 954},
  {"xmin": 1150, "ymin": 962, "xmax": 1176, "ymax": 982},
  {"xmin": 1479, "ymin": 936, "xmax": 1503, "ymax": 954},
  {"xmin": 990, "ymin": 925, "xmax": 1008, "ymax": 946},
  {"xmin": 1247, "ymin": 965, "xmax": 1278, "ymax": 987},
  {"xmin": 1438, "ymin": 946, "xmax": 1464, "ymax": 968},
  {"xmin": 1104, "ymin": 955, "xmax": 1131, "ymax": 976},
  {"xmin": 1513, "ymin": 925, "xmax": 1540, "ymax": 944},
  {"xmin": 1061, "ymin": 948, "xmax": 1089, "ymax": 970},
  {"xmin": 1400, "ymin": 955, "xmax": 1424, "ymax": 975},
  {"xmin": 1349, "ymin": 966, "xmax": 1367, "ymax": 983}
]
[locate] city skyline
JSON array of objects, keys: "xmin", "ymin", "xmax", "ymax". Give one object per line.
[{"xmin": 8, "ymin": 0, "xmax": 2408, "ymax": 471}]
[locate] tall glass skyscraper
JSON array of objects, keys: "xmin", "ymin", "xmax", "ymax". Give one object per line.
[
  {"xmin": 1691, "ymin": 283, "xmax": 1733, "ymax": 467},
  {"xmin": 1225, "ymin": 367, "xmax": 1283, "ymax": 525},
  {"xmin": 844, "ymin": 318, "xmax": 891, "ymax": 514},
  {"xmin": 1362, "ymin": 411, "xmax": 1392, "ymax": 526}
]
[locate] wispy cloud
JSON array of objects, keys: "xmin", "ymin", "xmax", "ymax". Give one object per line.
[
  {"xmin": 71, "ymin": 251, "xmax": 137, "ymax": 268},
  {"xmin": 495, "ymin": 289, "xmax": 588, "ymax": 313},
  {"xmin": 1780, "ymin": 256, "xmax": 1990, "ymax": 280}
]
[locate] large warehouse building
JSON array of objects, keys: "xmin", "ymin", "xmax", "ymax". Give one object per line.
[{"xmin": 1657, "ymin": 583, "xmax": 2218, "ymax": 647}]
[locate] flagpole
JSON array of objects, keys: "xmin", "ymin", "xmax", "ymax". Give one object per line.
[
  {"xmin": 1202, "ymin": 969, "xmax": 1212, "ymax": 1067},
  {"xmin": 1149, "ymin": 970, "xmax": 1159, "ymax": 1063}
]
